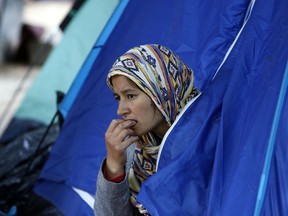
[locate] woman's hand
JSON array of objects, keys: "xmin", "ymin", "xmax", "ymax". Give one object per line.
[{"xmin": 104, "ymin": 119, "xmax": 138, "ymax": 179}]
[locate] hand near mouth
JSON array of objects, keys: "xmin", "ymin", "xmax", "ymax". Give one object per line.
[{"xmin": 104, "ymin": 119, "xmax": 138, "ymax": 179}]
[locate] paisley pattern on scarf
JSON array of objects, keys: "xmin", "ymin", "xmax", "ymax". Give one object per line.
[{"xmin": 107, "ymin": 44, "xmax": 199, "ymax": 215}]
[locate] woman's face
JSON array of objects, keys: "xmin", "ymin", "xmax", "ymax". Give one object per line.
[{"xmin": 111, "ymin": 75, "xmax": 168, "ymax": 138}]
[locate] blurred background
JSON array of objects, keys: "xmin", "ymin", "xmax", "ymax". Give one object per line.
[
  {"xmin": 0, "ymin": 1, "xmax": 120, "ymax": 214},
  {"xmin": 0, "ymin": 0, "xmax": 74, "ymax": 136}
]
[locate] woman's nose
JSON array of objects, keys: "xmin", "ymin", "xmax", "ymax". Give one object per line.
[{"xmin": 117, "ymin": 101, "xmax": 129, "ymax": 117}]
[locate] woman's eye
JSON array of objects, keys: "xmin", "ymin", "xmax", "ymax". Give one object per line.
[
  {"xmin": 127, "ymin": 94, "xmax": 136, "ymax": 99},
  {"xmin": 114, "ymin": 95, "xmax": 120, "ymax": 101}
]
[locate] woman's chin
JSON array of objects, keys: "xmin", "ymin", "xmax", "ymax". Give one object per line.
[
  {"xmin": 134, "ymin": 131, "xmax": 141, "ymax": 137},
  {"xmin": 133, "ymin": 129, "xmax": 143, "ymax": 137}
]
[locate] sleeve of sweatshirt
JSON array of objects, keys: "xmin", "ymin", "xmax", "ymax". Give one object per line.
[{"xmin": 94, "ymin": 144, "xmax": 140, "ymax": 216}]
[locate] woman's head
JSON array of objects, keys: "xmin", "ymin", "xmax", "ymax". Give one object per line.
[
  {"xmin": 111, "ymin": 75, "xmax": 169, "ymax": 137},
  {"xmin": 108, "ymin": 44, "xmax": 199, "ymax": 127}
]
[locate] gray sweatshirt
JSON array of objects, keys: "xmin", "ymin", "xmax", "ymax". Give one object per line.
[{"xmin": 94, "ymin": 144, "xmax": 142, "ymax": 216}]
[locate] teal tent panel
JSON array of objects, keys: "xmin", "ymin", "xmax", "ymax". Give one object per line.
[{"xmin": 15, "ymin": 0, "xmax": 119, "ymax": 124}]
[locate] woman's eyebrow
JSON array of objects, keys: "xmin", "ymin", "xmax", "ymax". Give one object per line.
[
  {"xmin": 113, "ymin": 89, "xmax": 137, "ymax": 98},
  {"xmin": 117, "ymin": 88, "xmax": 138, "ymax": 94}
]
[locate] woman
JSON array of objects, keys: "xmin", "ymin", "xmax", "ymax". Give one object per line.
[{"xmin": 94, "ymin": 44, "xmax": 200, "ymax": 215}]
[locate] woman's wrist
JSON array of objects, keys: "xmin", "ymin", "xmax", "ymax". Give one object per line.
[
  {"xmin": 104, "ymin": 159, "xmax": 125, "ymax": 180},
  {"xmin": 104, "ymin": 170, "xmax": 125, "ymax": 183}
]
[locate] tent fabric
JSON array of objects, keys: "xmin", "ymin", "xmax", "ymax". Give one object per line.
[
  {"xmin": 259, "ymin": 63, "xmax": 288, "ymax": 216},
  {"xmin": 138, "ymin": 0, "xmax": 288, "ymax": 215},
  {"xmin": 36, "ymin": 180, "xmax": 93, "ymax": 216},
  {"xmin": 15, "ymin": 0, "xmax": 119, "ymax": 124},
  {"xmin": 58, "ymin": 0, "xmax": 129, "ymax": 118},
  {"xmin": 35, "ymin": 0, "xmax": 288, "ymax": 215}
]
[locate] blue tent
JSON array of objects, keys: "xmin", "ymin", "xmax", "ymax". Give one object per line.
[{"xmin": 35, "ymin": 0, "xmax": 288, "ymax": 215}]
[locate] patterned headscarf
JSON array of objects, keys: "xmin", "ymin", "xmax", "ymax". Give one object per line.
[{"xmin": 107, "ymin": 44, "xmax": 199, "ymax": 215}]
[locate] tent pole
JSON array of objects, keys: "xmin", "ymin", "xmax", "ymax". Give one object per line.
[{"xmin": 254, "ymin": 60, "xmax": 288, "ymax": 215}]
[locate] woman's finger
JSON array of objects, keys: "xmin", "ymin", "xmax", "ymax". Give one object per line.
[
  {"xmin": 115, "ymin": 121, "xmax": 136, "ymax": 136},
  {"xmin": 106, "ymin": 119, "xmax": 123, "ymax": 134}
]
